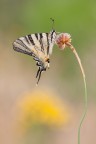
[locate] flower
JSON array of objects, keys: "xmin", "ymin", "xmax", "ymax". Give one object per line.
[
  {"xmin": 56, "ymin": 33, "xmax": 71, "ymax": 49},
  {"xmin": 17, "ymin": 90, "xmax": 70, "ymax": 132}
]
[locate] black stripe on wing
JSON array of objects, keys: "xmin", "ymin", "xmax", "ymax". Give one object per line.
[
  {"xmin": 28, "ymin": 34, "xmax": 35, "ymax": 45},
  {"xmin": 16, "ymin": 39, "xmax": 30, "ymax": 50},
  {"xmin": 51, "ymin": 30, "xmax": 56, "ymax": 42},
  {"xmin": 13, "ymin": 38, "xmax": 32, "ymax": 54},
  {"xmin": 13, "ymin": 45, "xmax": 33, "ymax": 56},
  {"xmin": 24, "ymin": 36, "xmax": 30, "ymax": 44},
  {"xmin": 39, "ymin": 33, "xmax": 45, "ymax": 52},
  {"xmin": 35, "ymin": 33, "xmax": 38, "ymax": 40},
  {"xmin": 46, "ymin": 33, "xmax": 49, "ymax": 55}
]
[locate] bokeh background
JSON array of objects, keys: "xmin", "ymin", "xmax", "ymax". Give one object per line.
[{"xmin": 0, "ymin": 0, "xmax": 96, "ymax": 144}]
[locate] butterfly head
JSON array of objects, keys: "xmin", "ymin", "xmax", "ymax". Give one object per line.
[{"xmin": 56, "ymin": 33, "xmax": 71, "ymax": 50}]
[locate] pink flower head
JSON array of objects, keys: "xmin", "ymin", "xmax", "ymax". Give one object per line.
[{"xmin": 56, "ymin": 33, "xmax": 71, "ymax": 50}]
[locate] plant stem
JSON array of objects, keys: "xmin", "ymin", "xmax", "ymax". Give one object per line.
[
  {"xmin": 68, "ymin": 44, "xmax": 88, "ymax": 144},
  {"xmin": 78, "ymin": 77, "xmax": 87, "ymax": 144}
]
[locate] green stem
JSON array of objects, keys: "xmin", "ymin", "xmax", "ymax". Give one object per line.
[
  {"xmin": 78, "ymin": 77, "xmax": 87, "ymax": 144},
  {"xmin": 68, "ymin": 44, "xmax": 88, "ymax": 144}
]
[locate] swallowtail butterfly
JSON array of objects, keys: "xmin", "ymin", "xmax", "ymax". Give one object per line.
[{"xmin": 13, "ymin": 19, "xmax": 84, "ymax": 85}]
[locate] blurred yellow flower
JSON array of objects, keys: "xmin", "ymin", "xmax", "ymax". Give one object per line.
[{"xmin": 17, "ymin": 90, "xmax": 70, "ymax": 131}]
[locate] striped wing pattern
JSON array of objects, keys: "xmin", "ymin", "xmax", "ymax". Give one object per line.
[{"xmin": 13, "ymin": 30, "xmax": 56, "ymax": 84}]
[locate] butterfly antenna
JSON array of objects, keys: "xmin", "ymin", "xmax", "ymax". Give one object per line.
[{"xmin": 50, "ymin": 18, "xmax": 55, "ymax": 30}]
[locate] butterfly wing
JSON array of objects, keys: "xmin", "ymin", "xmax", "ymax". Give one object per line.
[
  {"xmin": 13, "ymin": 31, "xmax": 56, "ymax": 84},
  {"xmin": 13, "ymin": 34, "xmax": 49, "ymax": 84}
]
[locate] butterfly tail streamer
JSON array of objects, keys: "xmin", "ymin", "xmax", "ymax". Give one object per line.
[
  {"xmin": 69, "ymin": 44, "xmax": 88, "ymax": 144},
  {"xmin": 36, "ymin": 67, "xmax": 43, "ymax": 86},
  {"xmin": 36, "ymin": 70, "xmax": 42, "ymax": 85}
]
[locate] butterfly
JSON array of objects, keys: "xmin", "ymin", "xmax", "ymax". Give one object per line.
[{"xmin": 13, "ymin": 19, "xmax": 82, "ymax": 85}]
